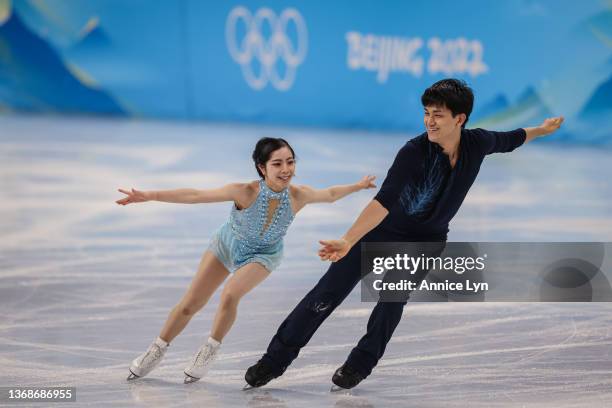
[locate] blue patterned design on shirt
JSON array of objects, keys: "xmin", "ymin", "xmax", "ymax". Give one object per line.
[{"xmin": 399, "ymin": 146, "xmax": 449, "ymax": 219}]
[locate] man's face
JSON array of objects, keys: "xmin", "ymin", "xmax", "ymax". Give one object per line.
[{"xmin": 423, "ymin": 104, "xmax": 465, "ymax": 143}]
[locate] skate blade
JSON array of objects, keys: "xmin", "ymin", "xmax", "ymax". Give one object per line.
[
  {"xmin": 242, "ymin": 383, "xmax": 255, "ymax": 391},
  {"xmin": 330, "ymin": 384, "xmax": 349, "ymax": 393},
  {"xmin": 183, "ymin": 373, "xmax": 200, "ymax": 384},
  {"xmin": 126, "ymin": 371, "xmax": 140, "ymax": 381}
]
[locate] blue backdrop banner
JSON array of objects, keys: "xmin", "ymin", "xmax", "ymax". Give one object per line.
[{"xmin": 0, "ymin": 0, "xmax": 610, "ymax": 143}]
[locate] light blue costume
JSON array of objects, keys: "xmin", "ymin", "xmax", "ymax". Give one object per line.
[{"xmin": 208, "ymin": 180, "xmax": 295, "ymax": 273}]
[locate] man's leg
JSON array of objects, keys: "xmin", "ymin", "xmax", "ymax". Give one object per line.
[
  {"xmin": 344, "ymin": 300, "xmax": 407, "ymax": 377},
  {"xmin": 260, "ymin": 242, "xmax": 363, "ymax": 374},
  {"xmin": 344, "ymin": 242, "xmax": 446, "ymax": 378}
]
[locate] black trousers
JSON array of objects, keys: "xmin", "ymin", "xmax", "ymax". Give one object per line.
[{"xmin": 261, "ymin": 228, "xmax": 444, "ymax": 378}]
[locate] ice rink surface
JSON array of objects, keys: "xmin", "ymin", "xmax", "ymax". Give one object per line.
[{"xmin": 1, "ymin": 115, "xmax": 612, "ymax": 407}]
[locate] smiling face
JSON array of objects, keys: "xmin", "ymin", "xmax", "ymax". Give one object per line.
[
  {"xmin": 258, "ymin": 146, "xmax": 295, "ymax": 191},
  {"xmin": 423, "ymin": 104, "xmax": 466, "ymax": 143}
]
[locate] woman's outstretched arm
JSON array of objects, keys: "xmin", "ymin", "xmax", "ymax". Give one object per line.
[
  {"xmin": 292, "ymin": 175, "xmax": 376, "ymax": 208},
  {"xmin": 116, "ymin": 183, "xmax": 251, "ymax": 205}
]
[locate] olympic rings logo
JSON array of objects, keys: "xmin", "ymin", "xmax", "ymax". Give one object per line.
[{"xmin": 226, "ymin": 6, "xmax": 308, "ymax": 91}]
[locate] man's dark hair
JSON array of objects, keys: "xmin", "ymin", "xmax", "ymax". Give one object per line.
[{"xmin": 421, "ymin": 79, "xmax": 474, "ymax": 128}]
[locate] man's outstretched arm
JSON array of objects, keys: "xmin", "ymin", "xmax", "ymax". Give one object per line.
[{"xmin": 477, "ymin": 116, "xmax": 565, "ymax": 155}]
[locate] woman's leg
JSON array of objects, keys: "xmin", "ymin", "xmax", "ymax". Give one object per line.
[
  {"xmin": 210, "ymin": 262, "xmax": 270, "ymax": 342},
  {"xmin": 159, "ymin": 250, "xmax": 229, "ymax": 343}
]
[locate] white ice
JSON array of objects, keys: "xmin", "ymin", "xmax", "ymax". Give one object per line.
[{"xmin": 1, "ymin": 115, "xmax": 612, "ymax": 407}]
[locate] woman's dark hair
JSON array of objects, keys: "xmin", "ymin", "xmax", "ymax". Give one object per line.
[
  {"xmin": 421, "ymin": 78, "xmax": 474, "ymax": 128},
  {"xmin": 252, "ymin": 137, "xmax": 296, "ymax": 178}
]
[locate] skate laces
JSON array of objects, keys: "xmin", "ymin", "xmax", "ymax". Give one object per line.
[
  {"xmin": 255, "ymin": 360, "xmax": 273, "ymax": 376},
  {"xmin": 341, "ymin": 365, "xmax": 356, "ymax": 375},
  {"xmin": 140, "ymin": 343, "xmax": 164, "ymax": 368},
  {"xmin": 193, "ymin": 343, "xmax": 218, "ymax": 368},
  {"xmin": 338, "ymin": 364, "xmax": 362, "ymax": 379}
]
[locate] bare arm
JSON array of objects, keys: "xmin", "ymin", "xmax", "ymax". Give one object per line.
[
  {"xmin": 523, "ymin": 116, "xmax": 564, "ymax": 143},
  {"xmin": 116, "ymin": 183, "xmax": 249, "ymax": 205},
  {"xmin": 340, "ymin": 199, "xmax": 388, "ymax": 246},
  {"xmin": 295, "ymin": 175, "xmax": 376, "ymax": 207},
  {"xmin": 318, "ymin": 199, "xmax": 388, "ymax": 261}
]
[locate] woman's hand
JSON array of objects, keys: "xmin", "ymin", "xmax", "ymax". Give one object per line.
[
  {"xmin": 116, "ymin": 188, "xmax": 153, "ymax": 205},
  {"xmin": 357, "ymin": 175, "xmax": 376, "ymax": 190}
]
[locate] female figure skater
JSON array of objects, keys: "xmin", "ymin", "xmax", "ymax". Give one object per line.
[{"xmin": 117, "ymin": 138, "xmax": 375, "ymax": 383}]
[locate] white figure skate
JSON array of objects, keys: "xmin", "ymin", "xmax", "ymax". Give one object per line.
[
  {"xmin": 183, "ymin": 339, "xmax": 220, "ymax": 384},
  {"xmin": 127, "ymin": 337, "xmax": 168, "ymax": 381}
]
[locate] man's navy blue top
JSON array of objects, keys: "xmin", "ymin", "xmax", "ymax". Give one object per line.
[{"xmin": 373, "ymin": 127, "xmax": 527, "ymax": 241}]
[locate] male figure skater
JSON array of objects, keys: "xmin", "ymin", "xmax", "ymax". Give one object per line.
[{"xmin": 245, "ymin": 79, "xmax": 564, "ymax": 390}]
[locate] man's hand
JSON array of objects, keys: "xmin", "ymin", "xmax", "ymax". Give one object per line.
[
  {"xmin": 525, "ymin": 116, "xmax": 564, "ymax": 142},
  {"xmin": 318, "ymin": 238, "xmax": 351, "ymax": 262},
  {"xmin": 539, "ymin": 116, "xmax": 564, "ymax": 135},
  {"xmin": 116, "ymin": 188, "xmax": 153, "ymax": 205}
]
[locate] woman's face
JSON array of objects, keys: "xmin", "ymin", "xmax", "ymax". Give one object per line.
[{"xmin": 259, "ymin": 146, "xmax": 295, "ymax": 191}]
